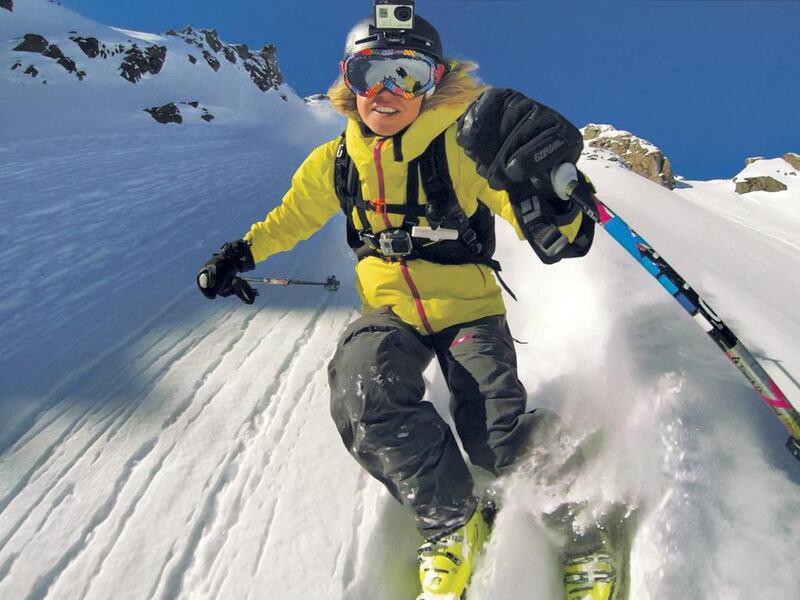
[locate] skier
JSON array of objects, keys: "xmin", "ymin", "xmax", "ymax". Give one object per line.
[{"xmin": 198, "ymin": 6, "xmax": 619, "ymax": 600}]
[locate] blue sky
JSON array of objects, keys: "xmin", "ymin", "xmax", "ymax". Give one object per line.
[{"xmin": 62, "ymin": 0, "xmax": 799, "ymax": 181}]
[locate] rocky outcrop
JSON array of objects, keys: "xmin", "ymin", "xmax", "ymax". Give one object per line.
[
  {"xmin": 13, "ymin": 34, "xmax": 85, "ymax": 80},
  {"xmin": 583, "ymin": 124, "xmax": 675, "ymax": 189},
  {"xmin": 735, "ymin": 176, "xmax": 788, "ymax": 194},
  {"xmin": 201, "ymin": 49, "xmax": 220, "ymax": 72},
  {"xmin": 167, "ymin": 26, "xmax": 283, "ymax": 91},
  {"xmin": 204, "ymin": 29, "xmax": 222, "ymax": 53},
  {"xmin": 144, "ymin": 101, "xmax": 215, "ymax": 125},
  {"xmin": 783, "ymin": 152, "xmax": 800, "ymax": 171},
  {"xmin": 70, "ymin": 36, "xmax": 101, "ymax": 58},
  {"xmin": 222, "ymin": 46, "xmax": 236, "ymax": 64},
  {"xmin": 145, "ymin": 103, "xmax": 182, "ymax": 124},
  {"xmin": 14, "ymin": 33, "xmax": 51, "ymax": 54},
  {"xmin": 1, "ymin": 0, "xmax": 13, "ymax": 12},
  {"xmin": 243, "ymin": 45, "xmax": 283, "ymax": 92},
  {"xmin": 233, "ymin": 44, "xmax": 251, "ymax": 60},
  {"xmin": 119, "ymin": 44, "xmax": 167, "ymax": 83}
]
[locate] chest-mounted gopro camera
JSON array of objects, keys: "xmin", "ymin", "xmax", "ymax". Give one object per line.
[{"xmin": 375, "ymin": 0, "xmax": 415, "ymax": 30}]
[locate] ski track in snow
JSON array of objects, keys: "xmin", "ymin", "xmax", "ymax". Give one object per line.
[{"xmin": 0, "ymin": 122, "xmax": 352, "ymax": 599}]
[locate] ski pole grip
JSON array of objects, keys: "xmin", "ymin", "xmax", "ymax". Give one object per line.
[
  {"xmin": 787, "ymin": 437, "xmax": 800, "ymax": 462},
  {"xmin": 551, "ymin": 163, "xmax": 579, "ymax": 201}
]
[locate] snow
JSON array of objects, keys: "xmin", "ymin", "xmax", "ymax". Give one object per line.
[
  {"xmin": 2, "ymin": 2, "xmax": 800, "ymax": 599},
  {"xmin": 109, "ymin": 28, "xmax": 169, "ymax": 45}
]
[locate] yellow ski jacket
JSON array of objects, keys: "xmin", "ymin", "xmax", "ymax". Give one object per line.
[{"xmin": 244, "ymin": 99, "xmax": 582, "ymax": 334}]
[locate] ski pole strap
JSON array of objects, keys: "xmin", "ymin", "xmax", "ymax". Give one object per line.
[
  {"xmin": 559, "ymin": 167, "xmax": 800, "ymax": 459},
  {"xmin": 241, "ymin": 275, "xmax": 340, "ymax": 293}
]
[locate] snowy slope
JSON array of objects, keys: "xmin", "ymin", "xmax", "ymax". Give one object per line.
[{"xmin": 2, "ymin": 3, "xmax": 800, "ymax": 599}]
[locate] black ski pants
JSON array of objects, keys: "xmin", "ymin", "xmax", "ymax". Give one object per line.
[{"xmin": 328, "ymin": 307, "xmax": 553, "ymax": 539}]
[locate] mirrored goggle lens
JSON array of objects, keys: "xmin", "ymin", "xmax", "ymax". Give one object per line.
[{"xmin": 345, "ymin": 53, "xmax": 436, "ymax": 96}]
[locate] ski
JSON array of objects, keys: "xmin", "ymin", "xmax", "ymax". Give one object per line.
[{"xmin": 550, "ymin": 164, "xmax": 800, "ymax": 460}]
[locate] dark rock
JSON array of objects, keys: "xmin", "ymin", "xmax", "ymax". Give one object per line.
[
  {"xmin": 784, "ymin": 152, "xmax": 800, "ymax": 170},
  {"xmin": 233, "ymin": 44, "xmax": 251, "ymax": 60},
  {"xmin": 11, "ymin": 61, "xmax": 21, "ymax": 70},
  {"xmin": 1, "ymin": 0, "xmax": 13, "ymax": 12},
  {"xmin": 14, "ymin": 34, "xmax": 49, "ymax": 54},
  {"xmin": 165, "ymin": 29, "xmax": 178, "ymax": 36},
  {"xmin": 144, "ymin": 103, "xmax": 183, "ymax": 125},
  {"xmin": 186, "ymin": 101, "xmax": 199, "ymax": 108},
  {"xmin": 178, "ymin": 26, "xmax": 203, "ymax": 50},
  {"xmin": 24, "ymin": 65, "xmax": 38, "ymax": 77},
  {"xmin": 202, "ymin": 50, "xmax": 220, "ymax": 71},
  {"xmin": 201, "ymin": 112, "xmax": 215, "ymax": 122},
  {"xmin": 203, "ymin": 29, "xmax": 222, "ymax": 53},
  {"xmin": 70, "ymin": 36, "xmax": 101, "ymax": 58},
  {"xmin": 188, "ymin": 54, "xmax": 197, "ymax": 64},
  {"xmin": 259, "ymin": 44, "xmax": 277, "ymax": 63},
  {"xmin": 120, "ymin": 44, "xmax": 167, "ymax": 83},
  {"xmin": 243, "ymin": 60, "xmax": 283, "ymax": 92},
  {"xmin": 239, "ymin": 44, "xmax": 284, "ymax": 93},
  {"xmin": 222, "ymin": 46, "xmax": 236, "ymax": 64},
  {"xmin": 55, "ymin": 55, "xmax": 77, "ymax": 74},
  {"xmin": 735, "ymin": 176, "xmax": 788, "ymax": 194},
  {"xmin": 14, "ymin": 34, "xmax": 80, "ymax": 77},
  {"xmin": 280, "ymin": 94, "xmax": 288, "ymax": 101}
]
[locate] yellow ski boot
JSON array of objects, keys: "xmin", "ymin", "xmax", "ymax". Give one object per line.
[
  {"xmin": 416, "ymin": 506, "xmax": 492, "ymax": 600},
  {"xmin": 563, "ymin": 512, "xmax": 632, "ymax": 600},
  {"xmin": 564, "ymin": 548, "xmax": 618, "ymax": 600}
]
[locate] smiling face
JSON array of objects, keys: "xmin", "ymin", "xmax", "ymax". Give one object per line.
[{"xmin": 356, "ymin": 90, "xmax": 424, "ymax": 137}]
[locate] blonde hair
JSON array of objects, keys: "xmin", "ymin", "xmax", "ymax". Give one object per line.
[{"xmin": 327, "ymin": 59, "xmax": 487, "ymax": 121}]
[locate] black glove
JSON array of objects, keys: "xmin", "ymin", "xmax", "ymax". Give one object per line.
[
  {"xmin": 456, "ymin": 88, "xmax": 583, "ymax": 193},
  {"xmin": 197, "ymin": 239, "xmax": 258, "ymax": 304}
]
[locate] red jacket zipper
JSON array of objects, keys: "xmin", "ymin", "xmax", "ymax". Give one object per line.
[{"xmin": 373, "ymin": 139, "xmax": 435, "ymax": 335}]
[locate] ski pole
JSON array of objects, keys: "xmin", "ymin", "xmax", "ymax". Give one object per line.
[
  {"xmin": 240, "ymin": 275, "xmax": 340, "ymax": 293},
  {"xmin": 550, "ymin": 163, "xmax": 800, "ymax": 461}
]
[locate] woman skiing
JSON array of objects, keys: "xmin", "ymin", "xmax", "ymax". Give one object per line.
[{"xmin": 198, "ymin": 7, "xmax": 615, "ymax": 600}]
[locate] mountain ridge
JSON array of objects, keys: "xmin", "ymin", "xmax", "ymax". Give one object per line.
[{"xmin": 1, "ymin": 0, "xmax": 299, "ymax": 138}]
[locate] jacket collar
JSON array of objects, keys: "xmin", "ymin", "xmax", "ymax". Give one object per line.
[{"xmin": 345, "ymin": 101, "xmax": 471, "ymax": 167}]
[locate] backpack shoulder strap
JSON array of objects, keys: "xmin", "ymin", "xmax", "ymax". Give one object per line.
[
  {"xmin": 333, "ymin": 131, "xmax": 372, "ymax": 248},
  {"xmin": 419, "ymin": 131, "xmax": 483, "ymax": 256},
  {"xmin": 418, "ymin": 131, "xmax": 455, "ymax": 225},
  {"xmin": 333, "ymin": 131, "xmax": 353, "ymax": 215}
]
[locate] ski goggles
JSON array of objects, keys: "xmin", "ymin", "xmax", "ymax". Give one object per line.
[{"xmin": 340, "ymin": 49, "xmax": 446, "ymax": 99}]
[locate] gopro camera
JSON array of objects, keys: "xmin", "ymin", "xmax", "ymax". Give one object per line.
[
  {"xmin": 375, "ymin": 0, "xmax": 415, "ymax": 30},
  {"xmin": 378, "ymin": 229, "xmax": 413, "ymax": 257}
]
